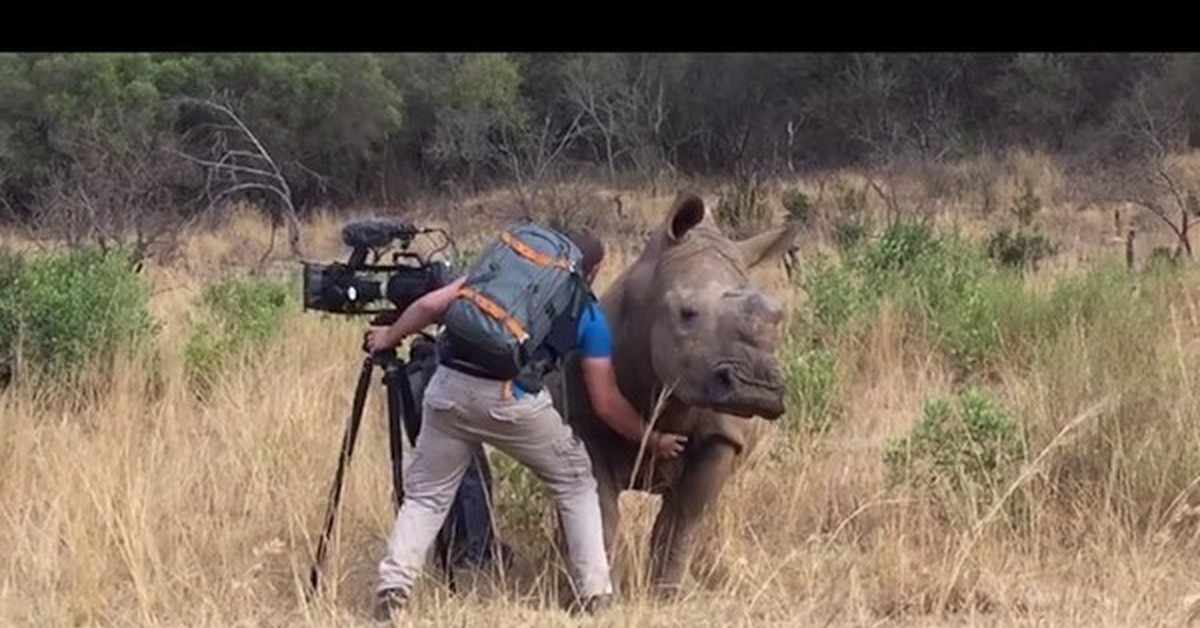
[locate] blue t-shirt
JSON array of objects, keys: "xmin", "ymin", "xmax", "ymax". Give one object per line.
[{"xmin": 513, "ymin": 301, "xmax": 611, "ymax": 398}]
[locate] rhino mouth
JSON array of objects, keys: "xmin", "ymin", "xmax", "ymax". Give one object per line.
[{"xmin": 700, "ymin": 360, "xmax": 786, "ymax": 420}]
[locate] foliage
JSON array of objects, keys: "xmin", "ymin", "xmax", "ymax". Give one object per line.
[
  {"xmin": 0, "ymin": 247, "xmax": 157, "ymax": 381},
  {"xmin": 184, "ymin": 274, "xmax": 292, "ymax": 395}
]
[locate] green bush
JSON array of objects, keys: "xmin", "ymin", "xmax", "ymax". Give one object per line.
[
  {"xmin": 895, "ymin": 233, "xmax": 1003, "ymax": 374},
  {"xmin": 857, "ymin": 220, "xmax": 937, "ymax": 279},
  {"xmin": 798, "ymin": 222, "xmax": 1008, "ymax": 374},
  {"xmin": 796, "ymin": 219, "xmax": 1080, "ymax": 377},
  {"xmin": 855, "ymin": 222, "xmax": 1004, "ymax": 375},
  {"xmin": 829, "ymin": 181, "xmax": 871, "ymax": 252},
  {"xmin": 884, "ymin": 388, "xmax": 1026, "ymax": 518},
  {"xmin": 781, "ymin": 187, "xmax": 816, "ymax": 225},
  {"xmin": 0, "ymin": 251, "xmax": 24, "ymax": 384},
  {"xmin": 799, "ymin": 256, "xmax": 873, "ymax": 339},
  {"xmin": 985, "ymin": 180, "xmax": 1058, "ymax": 271},
  {"xmin": 184, "ymin": 274, "xmax": 292, "ymax": 394},
  {"xmin": 986, "ymin": 227, "xmax": 1058, "ymax": 270},
  {"xmin": 0, "ymin": 247, "xmax": 157, "ymax": 382},
  {"xmin": 715, "ymin": 175, "xmax": 772, "ymax": 238},
  {"xmin": 782, "ymin": 345, "xmax": 842, "ymax": 435}
]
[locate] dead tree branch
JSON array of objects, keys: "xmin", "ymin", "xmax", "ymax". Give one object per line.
[
  {"xmin": 174, "ymin": 97, "xmax": 305, "ymax": 260},
  {"xmin": 1112, "ymin": 80, "xmax": 1197, "ymax": 259}
]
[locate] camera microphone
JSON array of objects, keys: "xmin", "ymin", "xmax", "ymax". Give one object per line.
[{"xmin": 341, "ymin": 218, "xmax": 418, "ymax": 265}]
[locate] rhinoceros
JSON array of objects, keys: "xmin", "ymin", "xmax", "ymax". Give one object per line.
[{"xmin": 550, "ymin": 192, "xmax": 799, "ymax": 595}]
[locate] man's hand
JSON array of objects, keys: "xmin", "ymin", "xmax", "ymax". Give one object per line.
[
  {"xmin": 650, "ymin": 431, "xmax": 688, "ymax": 459},
  {"xmin": 365, "ymin": 326, "xmax": 395, "ymax": 353},
  {"xmin": 363, "ymin": 276, "xmax": 466, "ymax": 355},
  {"xmin": 582, "ymin": 356, "xmax": 692, "ymax": 459}
]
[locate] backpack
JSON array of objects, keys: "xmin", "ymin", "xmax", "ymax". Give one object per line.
[{"xmin": 441, "ymin": 224, "xmax": 588, "ymax": 390}]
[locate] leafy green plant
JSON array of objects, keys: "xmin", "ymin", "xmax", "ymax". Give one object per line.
[
  {"xmin": 885, "ymin": 389, "xmax": 1026, "ymax": 519},
  {"xmin": 0, "ymin": 247, "xmax": 157, "ymax": 382},
  {"xmin": 185, "ymin": 274, "xmax": 292, "ymax": 394}
]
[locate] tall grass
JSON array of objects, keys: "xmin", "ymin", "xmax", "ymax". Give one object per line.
[{"xmin": 4, "ymin": 180, "xmax": 1200, "ymax": 627}]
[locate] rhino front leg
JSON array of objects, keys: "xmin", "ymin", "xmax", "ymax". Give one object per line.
[{"xmin": 648, "ymin": 438, "xmax": 737, "ymax": 595}]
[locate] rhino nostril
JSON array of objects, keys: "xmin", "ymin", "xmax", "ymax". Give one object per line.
[{"xmin": 708, "ymin": 365, "xmax": 736, "ymax": 402}]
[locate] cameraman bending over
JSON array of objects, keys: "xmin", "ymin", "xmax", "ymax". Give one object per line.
[{"xmin": 365, "ymin": 229, "xmax": 686, "ymax": 621}]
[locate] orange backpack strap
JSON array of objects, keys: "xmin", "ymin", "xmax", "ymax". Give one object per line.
[
  {"xmin": 455, "ymin": 287, "xmax": 530, "ymax": 342},
  {"xmin": 501, "ymin": 231, "xmax": 574, "ymax": 271}
]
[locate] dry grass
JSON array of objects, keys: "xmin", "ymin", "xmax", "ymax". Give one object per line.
[{"xmin": 6, "ymin": 162, "xmax": 1200, "ymax": 627}]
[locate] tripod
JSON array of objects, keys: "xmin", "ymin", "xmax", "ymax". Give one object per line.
[{"xmin": 306, "ymin": 313, "xmax": 456, "ymax": 598}]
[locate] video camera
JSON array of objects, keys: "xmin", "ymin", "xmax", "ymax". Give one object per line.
[{"xmin": 301, "ymin": 218, "xmax": 458, "ymax": 318}]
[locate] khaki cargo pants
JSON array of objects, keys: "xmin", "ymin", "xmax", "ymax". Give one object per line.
[{"xmin": 376, "ymin": 365, "xmax": 613, "ymax": 599}]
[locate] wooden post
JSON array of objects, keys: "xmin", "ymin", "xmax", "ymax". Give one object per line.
[{"xmin": 1126, "ymin": 228, "xmax": 1136, "ymax": 271}]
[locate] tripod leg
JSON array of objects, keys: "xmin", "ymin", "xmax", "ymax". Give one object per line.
[
  {"xmin": 384, "ymin": 361, "xmax": 409, "ymax": 510},
  {"xmin": 307, "ymin": 356, "xmax": 374, "ymax": 598}
]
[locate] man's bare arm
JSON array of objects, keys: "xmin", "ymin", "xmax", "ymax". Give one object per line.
[
  {"xmin": 366, "ymin": 276, "xmax": 466, "ymax": 352},
  {"xmin": 581, "ymin": 356, "xmax": 686, "ymax": 459}
]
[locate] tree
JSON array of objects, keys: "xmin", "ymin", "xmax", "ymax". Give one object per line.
[
  {"xmin": 174, "ymin": 97, "xmax": 305, "ymax": 261},
  {"xmin": 1107, "ymin": 75, "xmax": 1198, "ymax": 260}
]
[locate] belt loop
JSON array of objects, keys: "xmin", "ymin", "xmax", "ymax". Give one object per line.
[{"xmin": 502, "ymin": 380, "xmax": 512, "ymax": 401}]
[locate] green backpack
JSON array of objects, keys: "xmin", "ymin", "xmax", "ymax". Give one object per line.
[{"xmin": 441, "ymin": 224, "xmax": 588, "ymax": 390}]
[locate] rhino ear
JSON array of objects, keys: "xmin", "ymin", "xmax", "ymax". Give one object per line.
[
  {"xmin": 738, "ymin": 221, "xmax": 802, "ymax": 269},
  {"xmin": 667, "ymin": 193, "xmax": 706, "ymax": 242}
]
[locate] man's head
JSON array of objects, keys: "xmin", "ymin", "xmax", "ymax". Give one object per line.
[{"xmin": 564, "ymin": 229, "xmax": 605, "ymax": 283}]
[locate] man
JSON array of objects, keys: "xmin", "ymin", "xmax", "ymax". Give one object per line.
[{"xmin": 365, "ymin": 228, "xmax": 687, "ymax": 621}]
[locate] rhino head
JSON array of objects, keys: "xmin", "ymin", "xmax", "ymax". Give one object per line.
[{"xmin": 613, "ymin": 193, "xmax": 797, "ymax": 422}]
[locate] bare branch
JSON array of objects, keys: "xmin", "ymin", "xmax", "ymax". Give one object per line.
[
  {"xmin": 211, "ymin": 182, "xmax": 293, "ymax": 207},
  {"xmin": 172, "ymin": 150, "xmax": 280, "ymax": 182},
  {"xmin": 1126, "ymin": 198, "xmax": 1187, "ymax": 244},
  {"xmin": 1157, "ymin": 167, "xmax": 1189, "ymax": 214},
  {"xmin": 173, "ymin": 97, "xmax": 304, "ymax": 258}
]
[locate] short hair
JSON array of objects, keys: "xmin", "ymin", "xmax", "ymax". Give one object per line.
[{"xmin": 563, "ymin": 229, "xmax": 605, "ymax": 275}]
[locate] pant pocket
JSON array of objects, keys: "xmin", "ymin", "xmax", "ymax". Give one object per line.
[
  {"xmin": 551, "ymin": 433, "xmax": 594, "ymax": 482},
  {"xmin": 425, "ymin": 395, "xmax": 459, "ymax": 416},
  {"xmin": 487, "ymin": 391, "xmax": 550, "ymax": 423}
]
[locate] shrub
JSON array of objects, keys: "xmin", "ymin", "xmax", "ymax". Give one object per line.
[
  {"xmin": 781, "ymin": 187, "xmax": 816, "ymax": 225},
  {"xmin": 985, "ymin": 179, "xmax": 1058, "ymax": 271},
  {"xmin": 0, "ymin": 247, "xmax": 157, "ymax": 382},
  {"xmin": 884, "ymin": 388, "xmax": 1026, "ymax": 520},
  {"xmin": 0, "ymin": 251, "xmax": 24, "ymax": 384},
  {"xmin": 715, "ymin": 175, "xmax": 772, "ymax": 238},
  {"xmin": 184, "ymin": 274, "xmax": 292, "ymax": 394},
  {"xmin": 782, "ymin": 345, "xmax": 842, "ymax": 436},
  {"xmin": 986, "ymin": 227, "xmax": 1058, "ymax": 270},
  {"xmin": 799, "ymin": 256, "xmax": 872, "ymax": 339},
  {"xmin": 829, "ymin": 180, "xmax": 871, "ymax": 252}
]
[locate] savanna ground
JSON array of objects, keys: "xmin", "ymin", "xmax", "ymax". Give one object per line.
[{"xmin": 6, "ymin": 151, "xmax": 1200, "ymax": 627}]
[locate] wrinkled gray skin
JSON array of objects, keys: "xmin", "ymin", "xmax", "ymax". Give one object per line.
[{"xmin": 548, "ymin": 193, "xmax": 799, "ymax": 595}]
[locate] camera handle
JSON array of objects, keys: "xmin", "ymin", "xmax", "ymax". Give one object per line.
[{"xmin": 305, "ymin": 333, "xmax": 457, "ymax": 599}]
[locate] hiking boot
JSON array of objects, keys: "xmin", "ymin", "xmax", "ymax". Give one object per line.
[
  {"xmin": 580, "ymin": 593, "xmax": 614, "ymax": 616},
  {"xmin": 372, "ymin": 588, "xmax": 408, "ymax": 623}
]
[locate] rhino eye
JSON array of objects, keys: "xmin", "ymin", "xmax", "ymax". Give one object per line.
[{"xmin": 679, "ymin": 306, "xmax": 699, "ymax": 323}]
